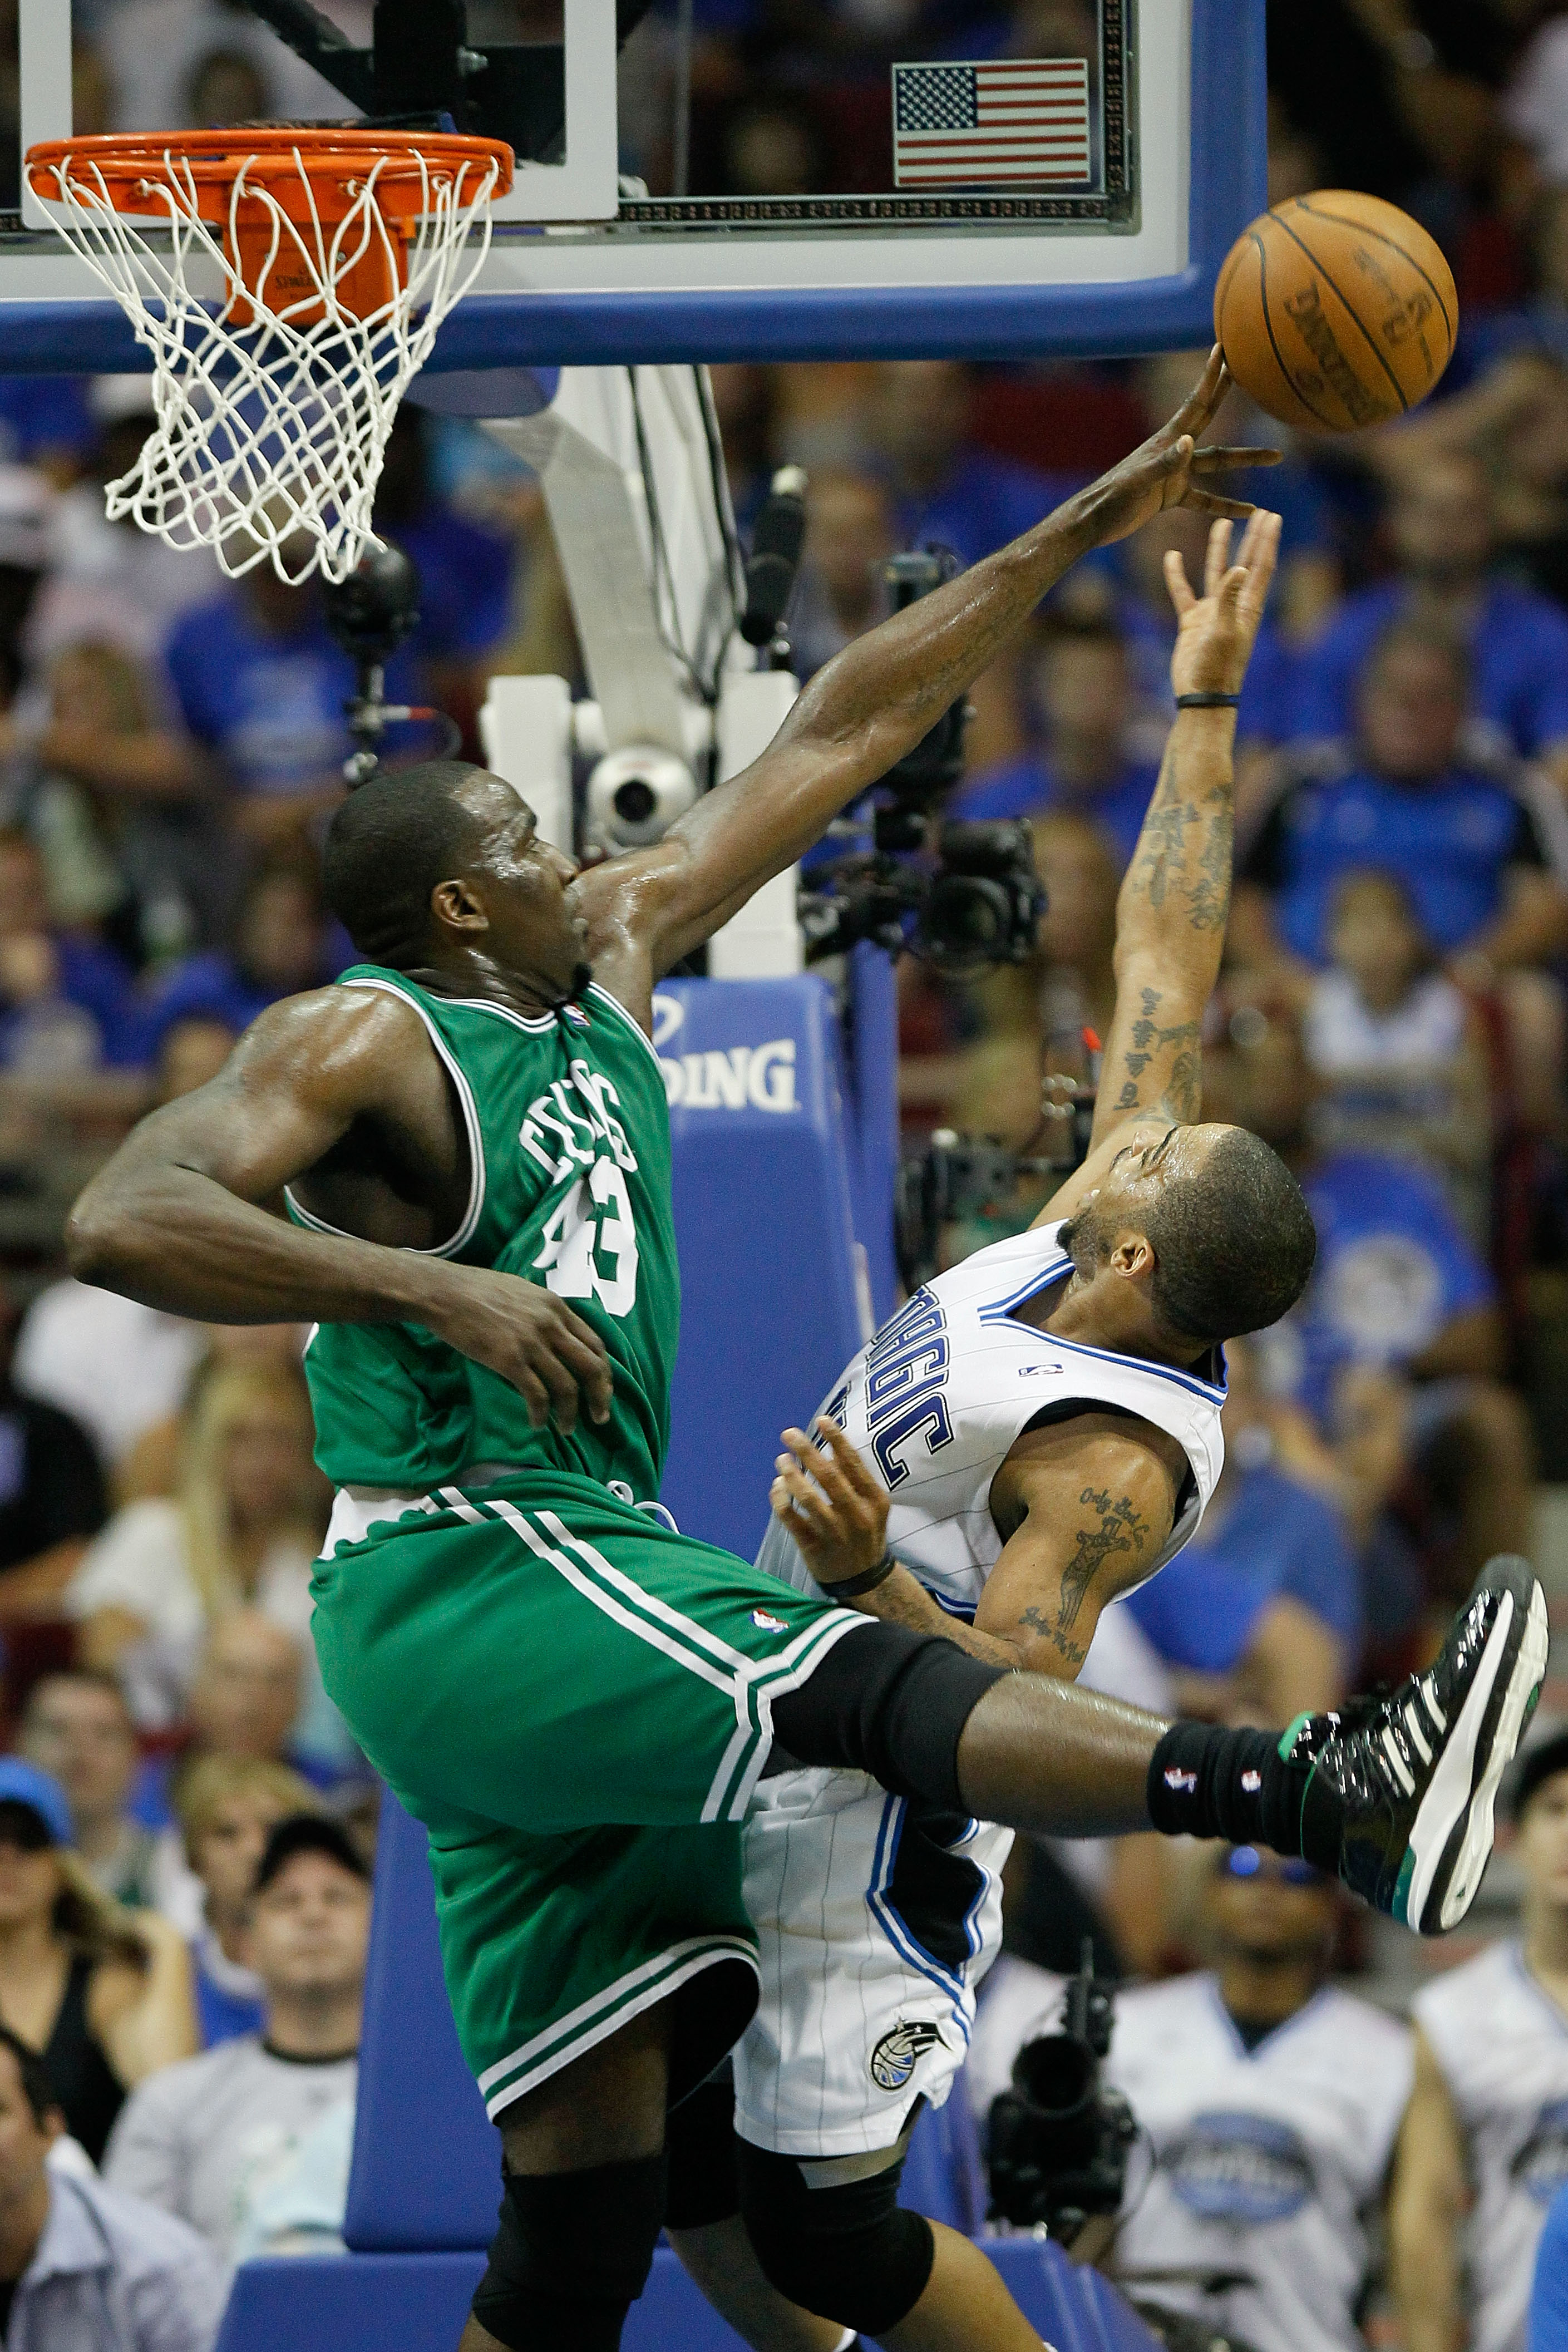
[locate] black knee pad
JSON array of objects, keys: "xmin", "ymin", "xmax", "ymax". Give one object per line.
[
  {"xmin": 471, "ymin": 2154, "xmax": 666, "ymax": 2351},
  {"xmin": 737, "ymin": 2139, "xmax": 935, "ymax": 2338},
  {"xmin": 665, "ymin": 2067, "xmax": 741, "ymax": 2231}
]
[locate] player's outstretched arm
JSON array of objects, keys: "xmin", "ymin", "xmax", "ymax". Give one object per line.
[
  {"xmin": 773, "ymin": 1417, "xmax": 1179, "ymax": 1674},
  {"xmin": 1034, "ymin": 506, "xmax": 1280, "ymax": 1229},
  {"xmin": 579, "ymin": 350, "xmax": 1277, "ymax": 982},
  {"xmin": 66, "ymin": 994, "xmax": 612, "ymax": 1431}
]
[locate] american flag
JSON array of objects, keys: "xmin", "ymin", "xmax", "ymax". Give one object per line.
[{"xmin": 891, "ymin": 59, "xmax": 1092, "ymax": 189}]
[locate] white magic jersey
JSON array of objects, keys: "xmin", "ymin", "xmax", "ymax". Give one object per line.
[
  {"xmin": 1414, "ymin": 1941, "xmax": 1568, "ymax": 2352},
  {"xmin": 973, "ymin": 1961, "xmax": 1412, "ymax": 2352},
  {"xmin": 735, "ymin": 1224, "xmax": 1225, "ymax": 2161},
  {"xmin": 755, "ymin": 1219, "xmax": 1226, "ymax": 1620}
]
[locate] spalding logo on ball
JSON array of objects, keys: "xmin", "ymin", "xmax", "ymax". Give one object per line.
[{"xmin": 1215, "ymin": 189, "xmax": 1457, "ymax": 433}]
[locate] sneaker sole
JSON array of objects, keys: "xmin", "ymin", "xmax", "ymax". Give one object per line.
[{"xmin": 1403, "ymin": 1559, "xmax": 1549, "ymax": 1935}]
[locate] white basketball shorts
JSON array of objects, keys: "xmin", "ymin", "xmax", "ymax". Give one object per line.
[{"xmin": 732, "ymin": 1763, "xmax": 1012, "ymax": 2158}]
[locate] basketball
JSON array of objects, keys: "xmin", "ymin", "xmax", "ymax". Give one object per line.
[{"xmin": 1214, "ymin": 189, "xmax": 1457, "ymax": 433}]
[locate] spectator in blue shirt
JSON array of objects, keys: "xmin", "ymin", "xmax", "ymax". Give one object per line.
[
  {"xmin": 1235, "ymin": 620, "xmax": 1568, "ymax": 980},
  {"xmin": 141, "ymin": 859, "xmax": 347, "ymax": 1058},
  {"xmin": 162, "ymin": 536, "xmax": 435, "ymax": 854},
  {"xmin": 1209, "ymin": 998, "xmax": 1533, "ymax": 1629},
  {"xmin": 1127, "ymin": 1337, "xmax": 1359, "ymax": 1724},
  {"xmin": 0, "ymin": 2024, "xmax": 222, "ymax": 2352},
  {"xmin": 0, "ymin": 825, "xmax": 144, "ymax": 1076},
  {"xmin": 867, "ymin": 361, "xmax": 1077, "ymax": 569},
  {"xmin": 950, "ymin": 614, "xmax": 1160, "ymax": 870},
  {"xmin": 1293, "ymin": 453, "xmax": 1568, "ymax": 794}
]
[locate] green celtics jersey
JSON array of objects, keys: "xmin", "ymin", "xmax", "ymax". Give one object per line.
[{"xmin": 289, "ymin": 967, "xmax": 679, "ymax": 1498}]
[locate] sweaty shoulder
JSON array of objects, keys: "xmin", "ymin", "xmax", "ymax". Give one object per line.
[
  {"xmin": 1003, "ymin": 1406, "xmax": 1187, "ymax": 1485},
  {"xmin": 230, "ymin": 983, "xmax": 440, "ymax": 1101}
]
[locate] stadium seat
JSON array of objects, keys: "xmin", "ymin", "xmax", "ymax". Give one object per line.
[{"xmin": 214, "ymin": 2238, "xmax": 1162, "ymax": 2352}]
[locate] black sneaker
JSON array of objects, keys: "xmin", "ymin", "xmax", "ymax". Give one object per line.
[{"xmin": 1286, "ymin": 1555, "xmax": 1549, "ymax": 1935}]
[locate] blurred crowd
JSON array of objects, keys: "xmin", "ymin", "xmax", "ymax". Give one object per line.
[{"xmin": 0, "ymin": 1, "xmax": 1557, "ymax": 2346}]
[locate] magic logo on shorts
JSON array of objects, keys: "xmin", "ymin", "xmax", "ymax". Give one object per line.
[
  {"xmin": 870, "ymin": 2020, "xmax": 942, "ymax": 2092},
  {"xmin": 1165, "ymin": 2111, "xmax": 1314, "ymax": 2222}
]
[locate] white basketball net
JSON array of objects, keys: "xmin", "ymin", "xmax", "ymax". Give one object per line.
[{"xmin": 29, "ymin": 142, "xmax": 503, "ymax": 584}]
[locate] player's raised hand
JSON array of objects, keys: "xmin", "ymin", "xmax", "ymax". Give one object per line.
[
  {"xmin": 771, "ymin": 1418, "xmax": 890, "ymax": 1591},
  {"xmin": 1074, "ymin": 346, "xmax": 1281, "ymax": 549},
  {"xmin": 1164, "ymin": 508, "xmax": 1282, "ymax": 699}
]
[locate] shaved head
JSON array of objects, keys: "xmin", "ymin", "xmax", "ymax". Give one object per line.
[{"xmin": 322, "ymin": 761, "xmax": 489, "ymax": 968}]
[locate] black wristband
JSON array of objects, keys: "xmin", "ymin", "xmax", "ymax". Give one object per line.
[
  {"xmin": 821, "ymin": 1550, "xmax": 898, "ymax": 1601},
  {"xmin": 1174, "ymin": 691, "xmax": 1241, "ymax": 708}
]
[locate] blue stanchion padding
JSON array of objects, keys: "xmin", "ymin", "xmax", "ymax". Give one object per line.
[
  {"xmin": 214, "ymin": 2240, "xmax": 1160, "ymax": 2352},
  {"xmin": 899, "ymin": 2077, "xmax": 988, "ymax": 2238},
  {"xmin": 343, "ymin": 1792, "xmax": 499, "ymax": 2252},
  {"xmin": 659, "ymin": 977, "xmax": 867, "ymax": 1560}
]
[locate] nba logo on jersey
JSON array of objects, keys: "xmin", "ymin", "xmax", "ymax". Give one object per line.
[
  {"xmin": 870, "ymin": 2020, "xmax": 942, "ymax": 2092},
  {"xmin": 751, "ymin": 1607, "xmax": 787, "ymax": 1633},
  {"xmin": 561, "ymin": 1003, "xmax": 589, "ymax": 1027}
]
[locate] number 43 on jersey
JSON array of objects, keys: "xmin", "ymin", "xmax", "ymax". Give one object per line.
[{"xmin": 534, "ymin": 1160, "xmax": 640, "ymax": 1316}]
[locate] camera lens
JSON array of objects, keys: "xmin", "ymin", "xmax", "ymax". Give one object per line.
[
  {"xmin": 1013, "ymin": 2034, "xmax": 1097, "ymax": 2123},
  {"xmin": 613, "ymin": 778, "xmax": 658, "ymax": 826},
  {"xmin": 919, "ymin": 874, "xmax": 1013, "ymax": 973}
]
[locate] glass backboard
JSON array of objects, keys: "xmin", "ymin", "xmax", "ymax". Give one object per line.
[{"xmin": 0, "ymin": 0, "xmax": 1264, "ymax": 373}]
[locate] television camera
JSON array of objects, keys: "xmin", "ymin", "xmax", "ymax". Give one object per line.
[
  {"xmin": 987, "ymin": 1942, "xmax": 1138, "ymax": 2241},
  {"xmin": 798, "ymin": 550, "xmax": 1043, "ymax": 978}
]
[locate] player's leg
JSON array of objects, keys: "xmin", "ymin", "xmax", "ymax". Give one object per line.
[
  {"xmin": 771, "ymin": 1553, "xmax": 1549, "ymax": 1935},
  {"xmin": 460, "ymin": 1999, "xmax": 673, "ymax": 2352},
  {"xmin": 310, "ymin": 1487, "xmax": 866, "ymax": 2352},
  {"xmin": 665, "ymin": 2068, "xmax": 853, "ymax": 2352},
  {"xmin": 670, "ymin": 2218, "xmax": 856, "ymax": 2352},
  {"xmin": 876, "ymin": 2228, "xmax": 1051, "ymax": 2352},
  {"xmin": 737, "ymin": 2141, "xmax": 1045, "ymax": 2351},
  {"xmin": 725, "ymin": 1772, "xmax": 1044, "ymax": 2352}
]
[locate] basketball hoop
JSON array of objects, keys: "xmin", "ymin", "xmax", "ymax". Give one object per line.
[{"xmin": 25, "ymin": 129, "xmax": 514, "ymax": 585}]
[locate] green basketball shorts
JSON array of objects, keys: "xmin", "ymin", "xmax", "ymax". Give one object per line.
[{"xmin": 310, "ymin": 1470, "xmax": 864, "ymax": 2120}]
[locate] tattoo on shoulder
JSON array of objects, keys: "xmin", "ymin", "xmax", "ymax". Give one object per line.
[
  {"xmin": 1021, "ymin": 1487, "xmax": 1152, "ymax": 1665},
  {"xmin": 1113, "ymin": 986, "xmax": 1202, "ymax": 1120}
]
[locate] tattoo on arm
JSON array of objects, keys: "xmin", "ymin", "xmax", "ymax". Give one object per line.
[
  {"xmin": 1020, "ymin": 1487, "xmax": 1152, "ymax": 1665},
  {"xmin": 1128, "ymin": 749, "xmax": 1233, "ymax": 938},
  {"xmin": 1112, "ymin": 985, "xmax": 1202, "ymax": 1120}
]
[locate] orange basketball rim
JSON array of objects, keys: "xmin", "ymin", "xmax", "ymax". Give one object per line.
[{"xmin": 26, "ymin": 127, "xmax": 515, "ymax": 327}]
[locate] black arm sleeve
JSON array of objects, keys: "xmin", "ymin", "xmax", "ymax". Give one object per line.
[{"xmin": 770, "ymin": 1620, "xmax": 1004, "ymax": 1809}]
